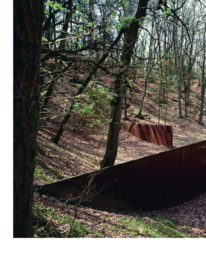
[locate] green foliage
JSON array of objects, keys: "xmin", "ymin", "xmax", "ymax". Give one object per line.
[
  {"xmin": 73, "ymin": 81, "xmax": 113, "ymax": 121},
  {"xmin": 77, "ymin": 4, "xmax": 81, "ymax": 11},
  {"xmin": 122, "ymin": 0, "xmax": 128, "ymax": 8},
  {"xmin": 73, "ymin": 102, "xmax": 80, "ymax": 110},
  {"xmin": 162, "ymin": 6, "xmax": 172, "ymax": 17},
  {"xmin": 34, "ymin": 167, "xmax": 53, "ymax": 183},
  {"xmin": 86, "ymin": 119, "xmax": 102, "ymax": 128},
  {"xmin": 128, "ymin": 79, "xmax": 137, "ymax": 87},
  {"xmin": 43, "ymin": 108, "xmax": 51, "ymax": 113},
  {"xmin": 117, "ymin": 216, "xmax": 189, "ymax": 238},
  {"xmin": 32, "ymin": 203, "xmax": 91, "ymax": 238},
  {"xmin": 118, "ymin": 16, "xmax": 136, "ymax": 29},
  {"xmin": 76, "ymin": 41, "xmax": 82, "ymax": 48},
  {"xmin": 42, "ymin": 37, "xmax": 48, "ymax": 43},
  {"xmin": 44, "ymin": 1, "xmax": 65, "ymax": 11}
]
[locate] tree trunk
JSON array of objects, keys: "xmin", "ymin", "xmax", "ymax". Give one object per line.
[
  {"xmin": 101, "ymin": 0, "xmax": 149, "ymax": 168},
  {"xmin": 136, "ymin": 20, "xmax": 154, "ymax": 119},
  {"xmin": 123, "ymin": 92, "xmax": 128, "ymax": 120},
  {"xmin": 100, "ymin": 76, "xmax": 124, "ymax": 168},
  {"xmin": 199, "ymin": 80, "xmax": 206, "ymax": 125},
  {"xmin": 198, "ymin": 23, "xmax": 206, "ymax": 125},
  {"xmin": 177, "ymin": 70, "xmax": 183, "ymax": 118},
  {"xmin": 173, "ymin": 16, "xmax": 183, "ymax": 118},
  {"xmin": 185, "ymin": 24, "xmax": 195, "ymax": 107},
  {"xmin": 40, "ymin": 0, "xmax": 73, "ymax": 117},
  {"xmin": 136, "ymin": 72, "xmax": 151, "ymax": 119},
  {"xmin": 14, "ymin": 0, "xmax": 43, "ymax": 237}
]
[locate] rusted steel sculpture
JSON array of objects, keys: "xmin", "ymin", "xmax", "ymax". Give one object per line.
[
  {"xmin": 122, "ymin": 122, "xmax": 173, "ymax": 148},
  {"xmin": 39, "ymin": 140, "xmax": 206, "ymax": 211}
]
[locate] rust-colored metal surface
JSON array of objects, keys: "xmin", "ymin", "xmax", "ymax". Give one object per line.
[
  {"xmin": 122, "ymin": 122, "xmax": 173, "ymax": 148},
  {"xmin": 39, "ymin": 140, "xmax": 206, "ymax": 211}
]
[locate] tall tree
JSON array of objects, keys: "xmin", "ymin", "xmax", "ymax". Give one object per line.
[
  {"xmin": 14, "ymin": 0, "xmax": 44, "ymax": 237},
  {"xmin": 198, "ymin": 22, "xmax": 206, "ymax": 125},
  {"xmin": 101, "ymin": 0, "xmax": 149, "ymax": 168}
]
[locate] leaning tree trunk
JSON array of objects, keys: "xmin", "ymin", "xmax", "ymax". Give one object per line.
[
  {"xmin": 14, "ymin": 0, "xmax": 43, "ymax": 237},
  {"xmin": 101, "ymin": 0, "xmax": 149, "ymax": 168}
]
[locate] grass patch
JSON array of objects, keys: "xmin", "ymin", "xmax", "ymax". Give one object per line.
[
  {"xmin": 92, "ymin": 231, "xmax": 104, "ymax": 237},
  {"xmin": 153, "ymin": 217, "xmax": 179, "ymax": 226},
  {"xmin": 117, "ymin": 216, "xmax": 189, "ymax": 238},
  {"xmin": 119, "ymin": 217, "xmax": 132, "ymax": 223},
  {"xmin": 133, "ymin": 218, "xmax": 188, "ymax": 238},
  {"xmin": 51, "ymin": 144, "xmax": 66, "ymax": 153},
  {"xmin": 32, "ymin": 203, "xmax": 91, "ymax": 238},
  {"xmin": 34, "ymin": 167, "xmax": 53, "ymax": 182},
  {"xmin": 37, "ymin": 158, "xmax": 63, "ymax": 179}
]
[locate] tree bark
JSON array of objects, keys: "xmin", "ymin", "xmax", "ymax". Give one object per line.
[
  {"xmin": 40, "ymin": 0, "xmax": 73, "ymax": 117},
  {"xmin": 173, "ymin": 15, "xmax": 183, "ymax": 118},
  {"xmin": 198, "ymin": 23, "xmax": 206, "ymax": 125},
  {"xmin": 136, "ymin": 71, "xmax": 151, "ymax": 119},
  {"xmin": 101, "ymin": 0, "xmax": 149, "ymax": 168},
  {"xmin": 14, "ymin": 0, "xmax": 43, "ymax": 237}
]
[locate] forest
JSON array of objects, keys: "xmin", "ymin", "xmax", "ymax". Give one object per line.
[{"xmin": 14, "ymin": 0, "xmax": 206, "ymax": 239}]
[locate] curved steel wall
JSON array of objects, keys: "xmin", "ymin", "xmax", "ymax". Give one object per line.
[
  {"xmin": 122, "ymin": 123, "xmax": 173, "ymax": 148},
  {"xmin": 40, "ymin": 140, "xmax": 206, "ymax": 210}
]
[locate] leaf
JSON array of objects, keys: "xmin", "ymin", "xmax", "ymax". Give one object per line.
[
  {"xmin": 104, "ymin": 88, "xmax": 109, "ymax": 92},
  {"xmin": 44, "ymin": 1, "xmax": 53, "ymax": 6},
  {"xmin": 43, "ymin": 108, "xmax": 51, "ymax": 113},
  {"xmin": 76, "ymin": 42, "xmax": 82, "ymax": 48},
  {"xmin": 73, "ymin": 103, "xmax": 80, "ymax": 110},
  {"xmin": 44, "ymin": 8, "xmax": 49, "ymax": 14},
  {"xmin": 76, "ymin": 84, "xmax": 83, "ymax": 88}
]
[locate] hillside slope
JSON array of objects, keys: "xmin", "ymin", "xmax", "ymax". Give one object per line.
[{"xmin": 33, "ymin": 73, "xmax": 206, "ymax": 237}]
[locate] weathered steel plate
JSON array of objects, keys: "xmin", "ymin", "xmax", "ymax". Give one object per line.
[
  {"xmin": 122, "ymin": 123, "xmax": 173, "ymax": 148},
  {"xmin": 39, "ymin": 140, "xmax": 206, "ymax": 211}
]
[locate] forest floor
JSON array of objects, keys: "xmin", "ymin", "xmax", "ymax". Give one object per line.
[{"xmin": 33, "ymin": 71, "xmax": 206, "ymax": 238}]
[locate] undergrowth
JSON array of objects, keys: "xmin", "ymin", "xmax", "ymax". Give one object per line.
[
  {"xmin": 32, "ymin": 203, "xmax": 91, "ymax": 238},
  {"xmin": 32, "ymin": 202, "xmax": 192, "ymax": 238},
  {"xmin": 116, "ymin": 216, "xmax": 190, "ymax": 238}
]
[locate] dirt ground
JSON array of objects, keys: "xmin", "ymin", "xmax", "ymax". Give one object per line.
[{"xmin": 34, "ymin": 75, "xmax": 206, "ymax": 237}]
